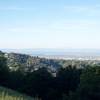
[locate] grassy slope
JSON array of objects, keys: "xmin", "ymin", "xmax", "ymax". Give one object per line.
[{"xmin": 0, "ymin": 86, "xmax": 39, "ymax": 100}]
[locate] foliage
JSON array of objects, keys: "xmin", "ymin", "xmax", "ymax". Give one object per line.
[
  {"xmin": 77, "ymin": 66, "xmax": 100, "ymax": 100},
  {"xmin": 67, "ymin": 66, "xmax": 100, "ymax": 100}
]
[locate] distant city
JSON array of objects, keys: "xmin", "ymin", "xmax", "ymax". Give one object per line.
[{"xmin": 1, "ymin": 48, "xmax": 100, "ymax": 61}]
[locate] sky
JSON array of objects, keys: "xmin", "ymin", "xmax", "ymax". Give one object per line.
[{"xmin": 0, "ymin": 0, "xmax": 100, "ymax": 49}]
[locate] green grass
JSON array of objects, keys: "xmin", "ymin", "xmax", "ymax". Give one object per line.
[{"xmin": 0, "ymin": 86, "xmax": 40, "ymax": 100}]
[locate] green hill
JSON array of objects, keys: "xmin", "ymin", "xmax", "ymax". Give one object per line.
[{"xmin": 0, "ymin": 86, "xmax": 39, "ymax": 100}]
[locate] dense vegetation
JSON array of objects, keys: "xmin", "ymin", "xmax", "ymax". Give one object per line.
[
  {"xmin": 5, "ymin": 52, "xmax": 100, "ymax": 73},
  {"xmin": 0, "ymin": 51, "xmax": 100, "ymax": 100}
]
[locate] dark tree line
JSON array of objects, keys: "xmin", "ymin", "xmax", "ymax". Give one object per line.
[{"xmin": 0, "ymin": 54, "xmax": 100, "ymax": 100}]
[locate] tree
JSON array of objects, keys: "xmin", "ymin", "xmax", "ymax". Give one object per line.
[
  {"xmin": 24, "ymin": 67, "xmax": 53, "ymax": 100},
  {"xmin": 0, "ymin": 54, "xmax": 10, "ymax": 86},
  {"xmin": 76, "ymin": 65, "xmax": 100, "ymax": 100},
  {"xmin": 56, "ymin": 65, "xmax": 81, "ymax": 98}
]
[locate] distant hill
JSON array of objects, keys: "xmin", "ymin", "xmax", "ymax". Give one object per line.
[
  {"xmin": 4, "ymin": 52, "xmax": 61, "ymax": 73},
  {"xmin": 0, "ymin": 50, "xmax": 100, "ymax": 74}
]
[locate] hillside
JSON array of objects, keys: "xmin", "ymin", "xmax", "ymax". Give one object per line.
[
  {"xmin": 1, "ymin": 51, "xmax": 100, "ymax": 73},
  {"xmin": 0, "ymin": 86, "xmax": 39, "ymax": 100},
  {"xmin": 0, "ymin": 51, "xmax": 100, "ymax": 100},
  {"xmin": 4, "ymin": 52, "xmax": 61, "ymax": 73}
]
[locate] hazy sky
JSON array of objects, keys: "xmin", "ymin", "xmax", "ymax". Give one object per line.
[{"xmin": 0, "ymin": 0, "xmax": 100, "ymax": 49}]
